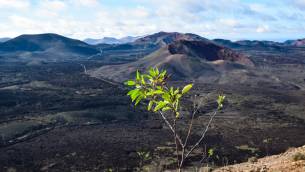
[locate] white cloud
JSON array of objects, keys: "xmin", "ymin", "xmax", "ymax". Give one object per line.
[
  {"xmin": 39, "ymin": 0, "xmax": 66, "ymax": 11},
  {"xmin": 0, "ymin": 0, "xmax": 304, "ymax": 40},
  {"xmin": 219, "ymin": 19, "xmax": 240, "ymax": 27},
  {"xmin": 0, "ymin": 0, "xmax": 30, "ymax": 10},
  {"xmin": 73, "ymin": 0, "xmax": 99, "ymax": 7},
  {"xmin": 9, "ymin": 15, "xmax": 37, "ymax": 29},
  {"xmin": 256, "ymin": 25, "xmax": 270, "ymax": 33}
]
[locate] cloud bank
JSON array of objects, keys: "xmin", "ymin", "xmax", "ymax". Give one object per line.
[{"xmin": 0, "ymin": 0, "xmax": 304, "ymax": 41}]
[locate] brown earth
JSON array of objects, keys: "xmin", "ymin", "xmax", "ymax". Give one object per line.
[{"xmin": 214, "ymin": 145, "xmax": 305, "ymax": 172}]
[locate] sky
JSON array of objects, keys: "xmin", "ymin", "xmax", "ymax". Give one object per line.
[{"xmin": 0, "ymin": 0, "xmax": 305, "ymax": 41}]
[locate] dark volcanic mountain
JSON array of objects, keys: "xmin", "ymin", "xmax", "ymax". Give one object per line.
[
  {"xmin": 235, "ymin": 40, "xmax": 282, "ymax": 47},
  {"xmin": 213, "ymin": 39, "xmax": 283, "ymax": 49},
  {"xmin": 0, "ymin": 33, "xmax": 99, "ymax": 62},
  {"xmin": 89, "ymin": 37, "xmax": 253, "ymax": 82},
  {"xmin": 134, "ymin": 31, "xmax": 209, "ymax": 46}
]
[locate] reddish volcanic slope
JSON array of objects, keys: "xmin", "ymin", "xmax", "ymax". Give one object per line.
[
  {"xmin": 285, "ymin": 38, "xmax": 305, "ymax": 47},
  {"xmin": 291, "ymin": 39, "xmax": 305, "ymax": 47},
  {"xmin": 168, "ymin": 40, "xmax": 254, "ymax": 66},
  {"xmin": 89, "ymin": 35, "xmax": 254, "ymax": 82}
]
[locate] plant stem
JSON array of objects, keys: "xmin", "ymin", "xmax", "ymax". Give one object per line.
[
  {"xmin": 173, "ymin": 119, "xmax": 180, "ymax": 168},
  {"xmin": 184, "ymin": 111, "xmax": 218, "ymax": 160}
]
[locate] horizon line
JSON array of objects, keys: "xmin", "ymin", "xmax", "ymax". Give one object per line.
[{"xmin": 1, "ymin": 31, "xmax": 304, "ymax": 43}]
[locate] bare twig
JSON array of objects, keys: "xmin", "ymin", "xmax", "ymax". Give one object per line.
[
  {"xmin": 173, "ymin": 119, "xmax": 180, "ymax": 167},
  {"xmin": 159, "ymin": 111, "xmax": 183, "ymax": 146},
  {"xmin": 184, "ymin": 110, "xmax": 218, "ymax": 160},
  {"xmin": 183, "ymin": 94, "xmax": 209, "ymax": 147},
  {"xmin": 179, "ymin": 94, "xmax": 211, "ymax": 168}
]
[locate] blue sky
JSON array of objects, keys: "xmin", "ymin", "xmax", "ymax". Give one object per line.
[{"xmin": 0, "ymin": 0, "xmax": 305, "ymax": 41}]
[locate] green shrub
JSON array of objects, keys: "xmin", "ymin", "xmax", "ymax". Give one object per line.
[{"xmin": 125, "ymin": 67, "xmax": 225, "ymax": 171}]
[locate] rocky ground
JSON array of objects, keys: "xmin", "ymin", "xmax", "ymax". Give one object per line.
[{"xmin": 214, "ymin": 145, "xmax": 305, "ymax": 172}]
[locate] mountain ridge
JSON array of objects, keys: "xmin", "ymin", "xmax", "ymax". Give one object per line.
[
  {"xmin": 84, "ymin": 36, "xmax": 140, "ymax": 45},
  {"xmin": 134, "ymin": 31, "xmax": 210, "ymax": 46},
  {"xmin": 1, "ymin": 32, "xmax": 304, "ymax": 64}
]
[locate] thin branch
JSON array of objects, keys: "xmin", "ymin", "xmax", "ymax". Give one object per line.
[
  {"xmin": 184, "ymin": 110, "xmax": 218, "ymax": 160},
  {"xmin": 183, "ymin": 95, "xmax": 206, "ymax": 147},
  {"xmin": 173, "ymin": 119, "xmax": 180, "ymax": 167},
  {"xmin": 179, "ymin": 95, "xmax": 211, "ymax": 168},
  {"xmin": 159, "ymin": 111, "xmax": 183, "ymax": 147},
  {"xmin": 179, "ymin": 96, "xmax": 202, "ymax": 168}
]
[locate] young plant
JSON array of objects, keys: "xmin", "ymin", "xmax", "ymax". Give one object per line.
[
  {"xmin": 125, "ymin": 67, "xmax": 225, "ymax": 171},
  {"xmin": 137, "ymin": 150, "xmax": 152, "ymax": 170}
]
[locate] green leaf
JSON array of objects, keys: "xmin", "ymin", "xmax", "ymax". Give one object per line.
[
  {"xmin": 175, "ymin": 112, "xmax": 180, "ymax": 118},
  {"xmin": 182, "ymin": 84, "xmax": 193, "ymax": 94},
  {"xmin": 160, "ymin": 70, "xmax": 167, "ymax": 77},
  {"xmin": 147, "ymin": 90, "xmax": 164, "ymax": 96},
  {"xmin": 135, "ymin": 94, "xmax": 143, "ymax": 105},
  {"xmin": 127, "ymin": 89, "xmax": 138, "ymax": 96},
  {"xmin": 162, "ymin": 92, "xmax": 171, "ymax": 101},
  {"xmin": 155, "ymin": 67, "xmax": 159, "ymax": 75},
  {"xmin": 136, "ymin": 70, "xmax": 140, "ymax": 81},
  {"xmin": 153, "ymin": 90, "xmax": 164, "ymax": 94},
  {"xmin": 162, "ymin": 106, "xmax": 171, "ymax": 112},
  {"xmin": 141, "ymin": 75, "xmax": 146, "ymax": 85},
  {"xmin": 146, "ymin": 90, "xmax": 154, "ymax": 96},
  {"xmin": 128, "ymin": 89, "xmax": 140, "ymax": 102},
  {"xmin": 149, "ymin": 68, "xmax": 156, "ymax": 77},
  {"xmin": 143, "ymin": 74, "xmax": 152, "ymax": 79},
  {"xmin": 127, "ymin": 90, "xmax": 133, "ymax": 96},
  {"xmin": 217, "ymin": 95, "xmax": 226, "ymax": 110},
  {"xmin": 148, "ymin": 101, "xmax": 153, "ymax": 111},
  {"xmin": 174, "ymin": 88, "xmax": 179, "ymax": 95},
  {"xmin": 170, "ymin": 87, "xmax": 174, "ymax": 95},
  {"xmin": 144, "ymin": 152, "xmax": 150, "ymax": 160},
  {"xmin": 154, "ymin": 101, "xmax": 168, "ymax": 112},
  {"xmin": 156, "ymin": 86, "xmax": 162, "ymax": 90},
  {"xmin": 208, "ymin": 149, "xmax": 214, "ymax": 156},
  {"xmin": 125, "ymin": 80, "xmax": 135, "ymax": 86}
]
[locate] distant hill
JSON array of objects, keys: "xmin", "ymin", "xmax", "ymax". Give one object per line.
[
  {"xmin": 0, "ymin": 33, "xmax": 99, "ymax": 62},
  {"xmin": 0, "ymin": 38, "xmax": 10, "ymax": 43},
  {"xmin": 89, "ymin": 35, "xmax": 253, "ymax": 82},
  {"xmin": 1, "ymin": 32, "xmax": 304, "ymax": 65},
  {"xmin": 134, "ymin": 31, "xmax": 209, "ymax": 46},
  {"xmin": 213, "ymin": 39, "xmax": 283, "ymax": 49},
  {"xmin": 284, "ymin": 38, "xmax": 305, "ymax": 47},
  {"xmin": 212, "ymin": 39, "xmax": 241, "ymax": 48},
  {"xmin": 84, "ymin": 36, "xmax": 140, "ymax": 45},
  {"xmin": 236, "ymin": 40, "xmax": 283, "ymax": 47}
]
